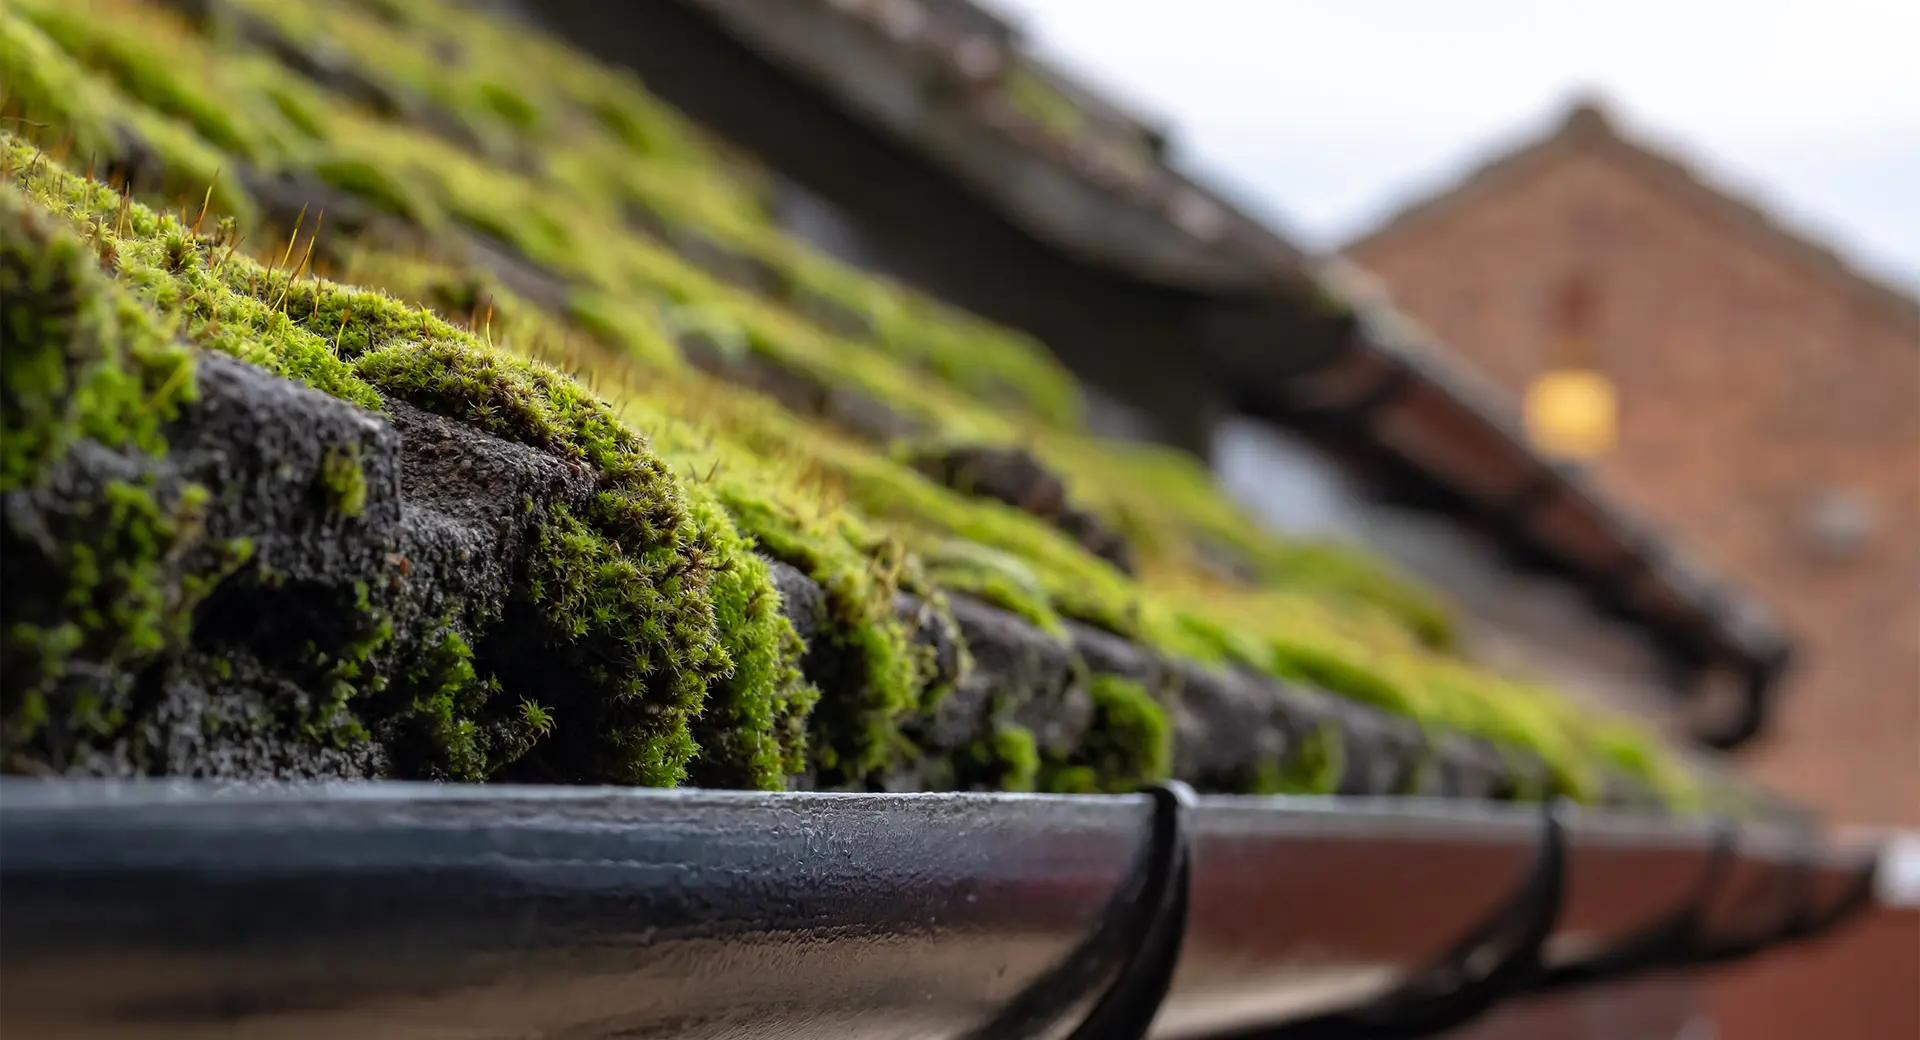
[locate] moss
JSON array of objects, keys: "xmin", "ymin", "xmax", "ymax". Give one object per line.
[
  {"xmin": 301, "ymin": 581, "xmax": 394, "ymax": 747},
  {"xmin": 475, "ymin": 81, "xmax": 539, "ymax": 130},
  {"xmin": 311, "ymin": 263, "xmax": 921, "ymax": 786},
  {"xmin": 1002, "ymin": 66, "xmax": 1088, "ymax": 142},
  {"xmin": 1252, "ymin": 719, "xmax": 1345, "ymax": 795},
  {"xmin": 352, "ymin": 332, "xmax": 731, "ymax": 785},
  {"xmin": 567, "ymin": 288, "xmax": 684, "ymax": 372},
  {"xmin": 318, "ymin": 443, "xmax": 367, "ymax": 517},
  {"xmin": 0, "ymin": 183, "xmax": 247, "ymax": 758},
  {"xmin": 4, "ymin": 3, "xmax": 260, "ymax": 225},
  {"xmin": 720, "ymin": 489, "xmax": 924, "ymax": 783},
  {"xmin": 395, "ymin": 624, "xmax": 487, "ymax": 779},
  {"xmin": 1268, "ymin": 632, "xmax": 1425, "ymax": 717},
  {"xmin": 1590, "ymin": 720, "xmax": 1701, "ymax": 810},
  {"xmin": 0, "ymin": 185, "xmax": 186, "ymax": 491},
  {"xmin": 3, "ymin": 142, "xmax": 756, "ymax": 789},
  {"xmin": 0, "ymin": 13, "xmax": 123, "ymax": 169},
  {"xmin": 920, "ymin": 540, "xmax": 1066, "ymax": 640},
  {"xmin": 373, "ymin": 608, "xmax": 558, "ymax": 782},
  {"xmin": 683, "ymin": 489, "xmax": 818, "ymax": 790},
  {"xmin": 0, "ymin": 0, "xmax": 1717, "ymax": 805},
  {"xmin": 26, "ymin": 0, "xmax": 1081, "ymax": 432},
  {"xmin": 1056, "ymin": 439, "xmax": 1455, "ymax": 649},
  {"xmin": 1041, "ymin": 674, "xmax": 1170, "ymax": 794},
  {"xmin": 826, "ymin": 441, "xmax": 1144, "ymax": 639},
  {"xmin": 313, "ymin": 156, "xmax": 436, "ymax": 223},
  {"xmin": 997, "ymin": 63, "xmax": 1156, "ymax": 184},
  {"xmin": 767, "ymin": 243, "xmax": 1085, "ymax": 427},
  {"xmin": 19, "ymin": 1, "xmax": 260, "ymax": 158},
  {"xmin": 958, "ymin": 723, "xmax": 1040, "ymax": 792}
]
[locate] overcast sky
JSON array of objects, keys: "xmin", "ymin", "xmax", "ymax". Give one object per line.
[{"xmin": 984, "ymin": 0, "xmax": 1920, "ymax": 290}]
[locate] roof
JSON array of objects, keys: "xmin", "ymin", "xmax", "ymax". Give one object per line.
[
  {"xmin": 670, "ymin": 0, "xmax": 1308, "ymax": 290},
  {"xmin": 536, "ymin": 0, "xmax": 1796, "ymax": 733},
  {"xmin": 1348, "ymin": 98, "xmax": 1920, "ymax": 337},
  {"xmin": 0, "ymin": 0, "xmax": 1788, "ymax": 807}
]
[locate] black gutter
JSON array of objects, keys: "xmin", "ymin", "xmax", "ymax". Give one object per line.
[{"xmin": 0, "ymin": 780, "xmax": 1881, "ymax": 1039}]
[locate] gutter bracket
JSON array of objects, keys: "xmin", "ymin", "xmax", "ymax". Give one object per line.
[
  {"xmin": 964, "ymin": 781, "xmax": 1195, "ymax": 1040},
  {"xmin": 1779, "ymin": 850, "xmax": 1879, "ymax": 943},
  {"xmin": 1686, "ymin": 838, "xmax": 1815, "ymax": 966},
  {"xmin": 1209, "ymin": 799, "xmax": 1569, "ymax": 1040},
  {"xmin": 1544, "ymin": 822, "xmax": 1877, "ymax": 994},
  {"xmin": 1536, "ymin": 822, "xmax": 1738, "ymax": 992}
]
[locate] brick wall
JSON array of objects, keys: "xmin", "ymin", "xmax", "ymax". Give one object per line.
[{"xmin": 1347, "ymin": 137, "xmax": 1920, "ymax": 831}]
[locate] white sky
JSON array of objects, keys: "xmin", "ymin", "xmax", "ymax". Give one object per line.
[{"xmin": 984, "ymin": 0, "xmax": 1920, "ymax": 290}]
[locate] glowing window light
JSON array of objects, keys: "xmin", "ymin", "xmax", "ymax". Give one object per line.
[
  {"xmin": 1525, "ymin": 368, "xmax": 1617, "ymax": 461},
  {"xmin": 1526, "ymin": 273, "xmax": 1616, "ymax": 462}
]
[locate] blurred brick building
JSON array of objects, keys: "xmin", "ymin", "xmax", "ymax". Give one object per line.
[{"xmin": 1347, "ymin": 98, "xmax": 1919, "ymax": 1040}]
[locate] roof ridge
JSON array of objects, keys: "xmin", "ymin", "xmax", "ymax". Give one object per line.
[{"xmin": 1345, "ymin": 96, "xmax": 1920, "ymax": 337}]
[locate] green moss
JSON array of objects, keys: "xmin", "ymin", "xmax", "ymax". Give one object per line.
[
  {"xmin": 767, "ymin": 244, "xmax": 1085, "ymax": 427},
  {"xmin": 719, "ymin": 489, "xmax": 924, "ymax": 783},
  {"xmin": 0, "ymin": 13, "xmax": 123, "ymax": 167},
  {"xmin": 1041, "ymin": 674, "xmax": 1170, "ymax": 794},
  {"xmin": 318, "ymin": 443, "xmax": 367, "ymax": 517},
  {"xmin": 3, "ymin": 3, "xmax": 259, "ymax": 225},
  {"xmin": 1268, "ymin": 632, "xmax": 1425, "ymax": 717},
  {"xmin": 313, "ymin": 156, "xmax": 437, "ymax": 223},
  {"xmin": 19, "ymin": 1, "xmax": 259, "ymax": 158},
  {"xmin": 0, "ymin": 183, "xmax": 250, "ymax": 757},
  {"xmin": 1056, "ymin": 439, "xmax": 1455, "ymax": 649},
  {"xmin": 920, "ymin": 540, "xmax": 1066, "ymax": 640},
  {"xmin": 0, "ymin": 0, "xmax": 1718, "ymax": 806},
  {"xmin": 1002, "ymin": 66, "xmax": 1088, "ymax": 143},
  {"xmin": 353, "ymin": 333, "xmax": 731, "ymax": 785},
  {"xmin": 514, "ymin": 502, "xmax": 710, "ymax": 782},
  {"xmin": 476, "ymin": 81, "xmax": 540, "ymax": 130},
  {"xmin": 683, "ymin": 490, "xmax": 818, "ymax": 790},
  {"xmin": 958, "ymin": 724, "xmax": 1040, "ymax": 792},
  {"xmin": 4, "ymin": 142, "xmax": 766, "ymax": 789},
  {"xmin": 993, "ymin": 725, "xmax": 1041, "ymax": 791},
  {"xmin": 25, "ymin": 0, "xmax": 1081, "ymax": 432},
  {"xmin": 827, "ymin": 442, "xmax": 1144, "ymax": 639},
  {"xmin": 1252, "ymin": 719, "xmax": 1345, "ymax": 796},
  {"xmin": 396, "ymin": 623, "xmax": 486, "ymax": 778},
  {"xmin": 567, "ymin": 288, "xmax": 684, "ymax": 372},
  {"xmin": 997, "ymin": 63, "xmax": 1156, "ymax": 184},
  {"xmin": 0, "ymin": 186, "xmax": 185, "ymax": 490},
  {"xmin": 1581, "ymin": 716, "xmax": 1701, "ymax": 810},
  {"xmin": 301, "ymin": 581, "xmax": 394, "ymax": 747}
]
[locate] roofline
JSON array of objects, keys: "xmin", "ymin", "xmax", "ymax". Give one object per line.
[
  {"xmin": 0, "ymin": 779, "xmax": 1886, "ymax": 1033},
  {"xmin": 681, "ymin": 0, "xmax": 1308, "ymax": 291},
  {"xmin": 1345, "ymin": 98, "xmax": 1920, "ymax": 338},
  {"xmin": 515, "ymin": 0, "xmax": 1796, "ymax": 739}
]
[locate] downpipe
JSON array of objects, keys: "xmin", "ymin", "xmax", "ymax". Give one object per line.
[{"xmin": 0, "ymin": 779, "xmax": 1881, "ymax": 1039}]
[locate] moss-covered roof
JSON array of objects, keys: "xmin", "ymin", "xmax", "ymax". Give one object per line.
[{"xmin": 0, "ymin": 0, "xmax": 1717, "ymax": 808}]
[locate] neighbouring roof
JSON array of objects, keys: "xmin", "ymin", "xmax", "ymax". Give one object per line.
[{"xmin": 1347, "ymin": 98, "xmax": 1920, "ymax": 337}]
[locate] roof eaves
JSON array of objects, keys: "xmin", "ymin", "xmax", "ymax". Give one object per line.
[{"xmin": 684, "ymin": 0, "xmax": 1306, "ymax": 290}]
